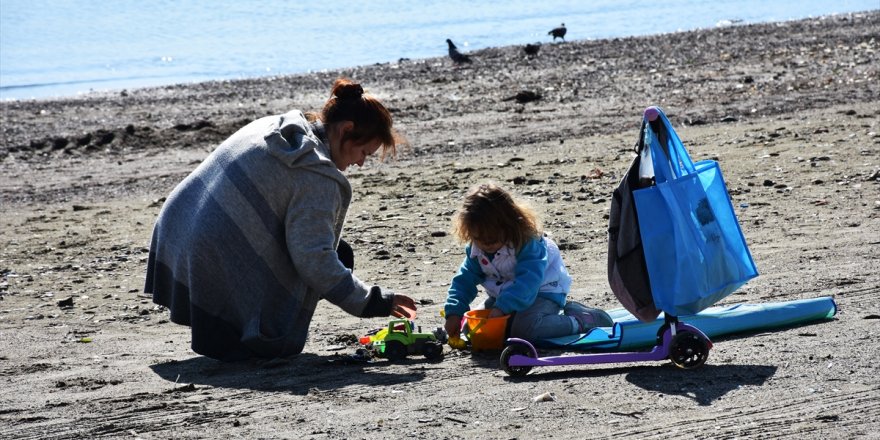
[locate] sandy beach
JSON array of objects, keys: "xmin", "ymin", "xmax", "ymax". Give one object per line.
[{"xmin": 1, "ymin": 11, "xmax": 878, "ymax": 439}]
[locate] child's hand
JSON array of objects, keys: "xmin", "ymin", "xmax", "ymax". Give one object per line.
[
  {"xmin": 444, "ymin": 315, "xmax": 462, "ymax": 338},
  {"xmin": 488, "ymin": 308, "xmax": 507, "ymax": 318}
]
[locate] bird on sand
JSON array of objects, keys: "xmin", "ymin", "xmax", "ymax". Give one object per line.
[
  {"xmin": 446, "ymin": 39, "xmax": 472, "ymax": 64},
  {"xmin": 502, "ymin": 90, "xmax": 542, "ymax": 104},
  {"xmin": 523, "ymin": 43, "xmax": 541, "ymax": 56},
  {"xmin": 548, "ymin": 23, "xmax": 567, "ymax": 41}
]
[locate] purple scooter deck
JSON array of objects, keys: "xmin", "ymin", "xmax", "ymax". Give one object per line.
[{"xmin": 504, "ymin": 322, "xmax": 710, "ymax": 369}]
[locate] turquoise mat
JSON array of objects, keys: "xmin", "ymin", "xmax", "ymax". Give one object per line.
[{"xmin": 538, "ymin": 296, "xmax": 837, "ymax": 351}]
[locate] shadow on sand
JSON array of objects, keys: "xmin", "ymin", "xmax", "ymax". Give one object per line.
[
  {"xmin": 150, "ymin": 352, "xmax": 428, "ymax": 395},
  {"xmin": 501, "ymin": 362, "xmax": 776, "ymax": 406}
]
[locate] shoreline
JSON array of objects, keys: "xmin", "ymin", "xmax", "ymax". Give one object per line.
[
  {"xmin": 2, "ymin": 11, "xmax": 878, "ymax": 163},
  {"xmin": 0, "ymin": 11, "xmax": 878, "ymax": 439},
  {"xmin": 3, "ymin": 9, "xmax": 875, "ymax": 103}
]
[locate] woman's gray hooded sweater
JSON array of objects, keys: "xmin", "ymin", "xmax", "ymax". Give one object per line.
[{"xmin": 145, "ymin": 110, "xmax": 393, "ymax": 360}]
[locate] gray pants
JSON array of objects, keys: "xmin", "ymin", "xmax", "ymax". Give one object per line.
[{"xmin": 480, "ymin": 297, "xmax": 613, "ymax": 340}]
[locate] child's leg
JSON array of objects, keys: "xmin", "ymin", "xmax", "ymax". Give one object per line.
[
  {"xmin": 564, "ymin": 301, "xmax": 614, "ymax": 331},
  {"xmin": 509, "ymin": 297, "xmax": 581, "ymax": 340}
]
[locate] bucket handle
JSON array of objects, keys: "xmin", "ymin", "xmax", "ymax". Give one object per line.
[{"xmin": 465, "ymin": 317, "xmax": 490, "ymax": 340}]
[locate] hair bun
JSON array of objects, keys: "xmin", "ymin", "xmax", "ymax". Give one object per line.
[{"xmin": 334, "ymin": 82, "xmax": 364, "ymax": 100}]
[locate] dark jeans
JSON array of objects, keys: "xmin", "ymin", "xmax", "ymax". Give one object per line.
[{"xmin": 337, "ymin": 239, "xmax": 354, "ymax": 270}]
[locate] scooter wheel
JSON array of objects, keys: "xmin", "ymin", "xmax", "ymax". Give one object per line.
[
  {"xmin": 669, "ymin": 332, "xmax": 709, "ymax": 369},
  {"xmin": 500, "ymin": 342, "xmax": 534, "ymax": 377}
]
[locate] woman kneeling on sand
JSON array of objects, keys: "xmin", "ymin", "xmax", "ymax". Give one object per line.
[{"xmin": 145, "ymin": 78, "xmax": 417, "ymax": 361}]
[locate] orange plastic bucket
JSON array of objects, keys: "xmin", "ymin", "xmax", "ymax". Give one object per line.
[{"xmin": 463, "ymin": 309, "xmax": 510, "ymax": 351}]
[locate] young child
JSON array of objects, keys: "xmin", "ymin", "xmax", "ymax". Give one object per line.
[{"xmin": 443, "ymin": 183, "xmax": 613, "ymax": 342}]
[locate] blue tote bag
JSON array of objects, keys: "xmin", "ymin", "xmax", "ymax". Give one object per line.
[{"xmin": 633, "ymin": 107, "xmax": 757, "ymax": 316}]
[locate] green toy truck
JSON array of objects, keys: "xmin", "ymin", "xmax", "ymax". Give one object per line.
[{"xmin": 367, "ymin": 319, "xmax": 444, "ymax": 361}]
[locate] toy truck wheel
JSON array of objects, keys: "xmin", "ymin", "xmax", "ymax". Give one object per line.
[
  {"xmin": 500, "ymin": 342, "xmax": 534, "ymax": 377},
  {"xmin": 669, "ymin": 332, "xmax": 709, "ymax": 369},
  {"xmin": 384, "ymin": 341, "xmax": 408, "ymax": 361},
  {"xmin": 421, "ymin": 341, "xmax": 443, "ymax": 360}
]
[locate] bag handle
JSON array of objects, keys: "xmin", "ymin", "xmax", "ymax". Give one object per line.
[
  {"xmin": 634, "ymin": 118, "xmax": 647, "ymax": 155},
  {"xmin": 643, "ymin": 106, "xmax": 696, "ymax": 183}
]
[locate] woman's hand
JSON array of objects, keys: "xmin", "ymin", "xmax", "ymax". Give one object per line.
[
  {"xmin": 444, "ymin": 315, "xmax": 462, "ymax": 339},
  {"xmin": 390, "ymin": 294, "xmax": 417, "ymax": 319}
]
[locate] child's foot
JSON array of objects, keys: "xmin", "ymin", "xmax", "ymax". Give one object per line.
[{"xmin": 566, "ymin": 305, "xmax": 613, "ymax": 332}]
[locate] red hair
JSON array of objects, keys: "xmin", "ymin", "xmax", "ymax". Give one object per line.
[{"xmin": 319, "ymin": 78, "xmax": 402, "ymax": 158}]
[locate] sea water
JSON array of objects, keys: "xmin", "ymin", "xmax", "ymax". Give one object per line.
[{"xmin": 1, "ymin": 0, "xmax": 876, "ymax": 100}]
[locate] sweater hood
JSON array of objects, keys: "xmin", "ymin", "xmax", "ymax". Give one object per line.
[{"xmin": 263, "ymin": 110, "xmax": 349, "ymax": 187}]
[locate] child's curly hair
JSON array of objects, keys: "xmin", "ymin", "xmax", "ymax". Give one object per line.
[{"xmin": 451, "ymin": 182, "xmax": 541, "ymax": 252}]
